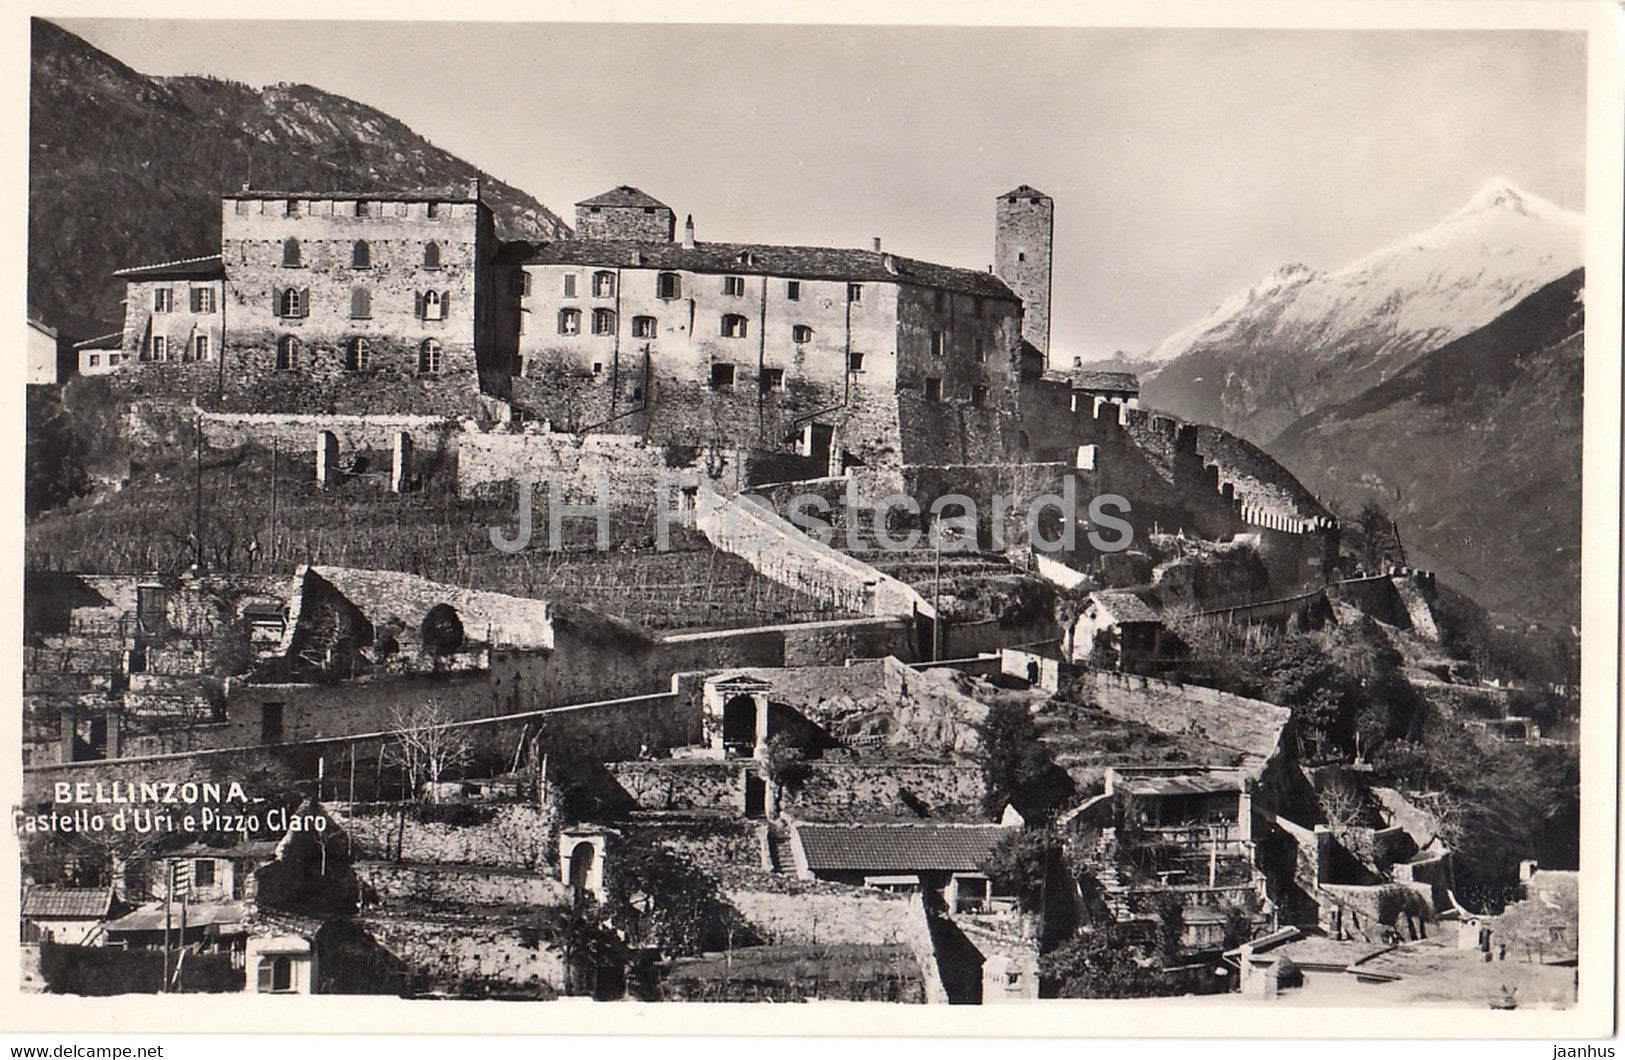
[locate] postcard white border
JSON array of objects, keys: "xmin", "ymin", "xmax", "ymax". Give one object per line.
[{"xmin": 0, "ymin": 0, "xmax": 1618, "ymax": 1040}]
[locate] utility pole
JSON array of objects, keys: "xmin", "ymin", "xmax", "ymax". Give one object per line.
[
  {"xmin": 269, "ymin": 439, "xmax": 279, "ymax": 567},
  {"xmin": 193, "ymin": 414, "xmax": 204, "ymax": 571},
  {"xmin": 932, "ymin": 523, "xmax": 942, "ymax": 663},
  {"xmin": 162, "ymin": 858, "xmax": 173, "ymax": 994}
]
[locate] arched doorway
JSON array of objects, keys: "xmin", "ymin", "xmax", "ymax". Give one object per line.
[
  {"xmin": 568, "ymin": 841, "xmax": 596, "ymax": 900},
  {"xmin": 722, "ymin": 694, "xmax": 758, "ymax": 757}
]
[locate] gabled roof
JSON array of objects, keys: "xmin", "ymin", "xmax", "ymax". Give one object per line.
[
  {"xmin": 1088, "ymin": 590, "xmax": 1161, "ymax": 625},
  {"xmin": 1068, "ymin": 369, "xmax": 1140, "ymax": 394},
  {"xmin": 514, "ymin": 240, "xmax": 1018, "ymax": 301},
  {"xmin": 1001, "ymin": 185, "xmax": 1050, "ymax": 200},
  {"xmin": 21, "ymin": 887, "xmax": 113, "ymax": 919},
  {"xmin": 793, "ymin": 823, "xmax": 1016, "ymax": 874},
  {"xmin": 576, "ymin": 185, "xmax": 670, "ymax": 210},
  {"xmin": 112, "ymin": 254, "xmax": 225, "ymax": 282}
]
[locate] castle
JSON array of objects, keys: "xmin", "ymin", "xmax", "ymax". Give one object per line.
[
  {"xmin": 109, "ymin": 182, "xmax": 1052, "ymax": 470},
  {"xmin": 102, "ymin": 180, "xmax": 1336, "ymax": 581}
]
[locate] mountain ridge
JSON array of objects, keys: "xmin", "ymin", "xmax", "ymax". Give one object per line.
[
  {"xmin": 1269, "ymin": 268, "xmax": 1584, "ymax": 630},
  {"xmin": 1139, "ymin": 179, "xmax": 1583, "ymax": 443},
  {"xmin": 28, "ymin": 18, "xmax": 570, "ymax": 337}
]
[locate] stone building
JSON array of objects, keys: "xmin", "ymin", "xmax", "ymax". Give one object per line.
[
  {"xmin": 216, "ymin": 183, "xmax": 504, "ymax": 415},
  {"xmin": 504, "ymin": 187, "xmax": 1036, "ymax": 468},
  {"xmin": 114, "ymin": 255, "xmax": 227, "ymax": 373}
]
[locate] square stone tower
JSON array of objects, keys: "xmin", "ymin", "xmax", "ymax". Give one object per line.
[
  {"xmin": 574, "ymin": 186, "xmax": 677, "ymax": 242},
  {"xmin": 994, "ymin": 185, "xmax": 1053, "ymax": 368}
]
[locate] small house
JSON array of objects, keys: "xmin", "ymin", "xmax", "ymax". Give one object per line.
[
  {"xmin": 1071, "ymin": 590, "xmax": 1166, "ymax": 671},
  {"xmin": 788, "ymin": 822, "xmax": 1018, "ymax": 913},
  {"xmin": 20, "ymin": 887, "xmax": 115, "ymax": 945}
]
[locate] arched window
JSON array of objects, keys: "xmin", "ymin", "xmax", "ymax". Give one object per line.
[
  {"xmin": 418, "ymin": 339, "xmax": 442, "ymax": 376},
  {"xmin": 352, "ymin": 241, "xmax": 371, "ymax": 268},
  {"xmin": 282, "ymin": 239, "xmax": 301, "ymax": 267},
  {"xmin": 350, "ymin": 287, "xmax": 371, "ymax": 319},
  {"xmin": 591, "ymin": 309, "xmax": 616, "ymax": 336},
  {"xmin": 423, "ymin": 242, "xmax": 441, "ymax": 269},
  {"xmin": 346, "ymin": 338, "xmax": 369, "ymax": 372},
  {"xmin": 277, "ymin": 288, "xmax": 305, "ymax": 318},
  {"xmin": 721, "ymin": 314, "xmax": 748, "ymax": 339},
  {"xmin": 558, "ymin": 309, "xmax": 580, "ymax": 336},
  {"xmin": 592, "ymin": 271, "xmax": 615, "ymax": 298},
  {"xmin": 270, "ymin": 956, "xmax": 292, "ymax": 992},
  {"xmin": 276, "ymin": 336, "xmax": 299, "ymax": 371},
  {"xmin": 419, "ymin": 290, "xmax": 443, "ymax": 321}
]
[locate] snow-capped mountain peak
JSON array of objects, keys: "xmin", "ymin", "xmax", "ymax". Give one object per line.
[
  {"xmin": 1448, "ymin": 177, "xmax": 1577, "ymax": 224},
  {"xmin": 1138, "ymin": 181, "xmax": 1584, "ymax": 442}
]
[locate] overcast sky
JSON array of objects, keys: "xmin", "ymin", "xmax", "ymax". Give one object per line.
[{"xmin": 58, "ymin": 19, "xmax": 1587, "ymax": 357}]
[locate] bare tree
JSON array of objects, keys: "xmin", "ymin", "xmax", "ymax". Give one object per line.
[
  {"xmin": 386, "ymin": 699, "xmax": 473, "ymax": 801},
  {"xmin": 1316, "ymin": 777, "xmax": 1366, "ymax": 836}
]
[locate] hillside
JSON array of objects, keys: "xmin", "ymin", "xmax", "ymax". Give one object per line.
[
  {"xmin": 1138, "ymin": 180, "xmax": 1583, "ymax": 444},
  {"xmin": 1270, "ymin": 269, "xmax": 1584, "ymax": 630},
  {"xmin": 28, "ymin": 18, "xmax": 569, "ymax": 337}
]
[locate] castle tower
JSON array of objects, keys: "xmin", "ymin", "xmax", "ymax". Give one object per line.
[{"xmin": 994, "ymin": 185, "xmax": 1054, "ymax": 369}]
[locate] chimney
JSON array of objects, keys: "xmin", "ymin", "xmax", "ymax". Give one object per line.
[
  {"xmin": 468, "ymin": 177, "xmax": 481, "ymax": 201},
  {"xmin": 872, "ymin": 237, "xmax": 882, "ymax": 251},
  {"xmin": 683, "ymin": 215, "xmax": 696, "ymax": 249}
]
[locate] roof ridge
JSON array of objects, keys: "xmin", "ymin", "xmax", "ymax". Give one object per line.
[{"xmin": 112, "ymin": 253, "xmax": 223, "ymax": 276}]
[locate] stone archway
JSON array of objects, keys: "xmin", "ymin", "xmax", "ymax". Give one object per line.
[
  {"xmin": 722, "ymin": 694, "xmax": 759, "ymax": 757},
  {"xmin": 568, "ymin": 841, "xmax": 596, "ymax": 898}
]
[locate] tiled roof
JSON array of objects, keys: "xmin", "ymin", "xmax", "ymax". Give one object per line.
[
  {"xmin": 111, "ymin": 254, "xmax": 225, "ymax": 282},
  {"xmin": 21, "ymin": 887, "xmax": 112, "ymax": 919},
  {"xmin": 1117, "ymin": 770, "xmax": 1243, "ymax": 798},
  {"xmin": 793, "ymin": 823, "xmax": 1016, "ymax": 874},
  {"xmin": 1089, "ymin": 590, "xmax": 1161, "ymax": 625},
  {"xmin": 298, "ymin": 565, "xmax": 652, "ymax": 653},
  {"xmin": 1068, "ymin": 369, "xmax": 1140, "ymax": 393},
  {"xmin": 576, "ymin": 185, "xmax": 670, "ymax": 210},
  {"xmin": 168, "ymin": 840, "xmax": 281, "ymax": 860},
  {"xmin": 513, "ymin": 240, "xmax": 1019, "ymax": 301},
  {"xmin": 227, "ymin": 188, "xmax": 478, "ymax": 204},
  {"xmin": 107, "ymin": 900, "xmax": 249, "ymax": 933}
]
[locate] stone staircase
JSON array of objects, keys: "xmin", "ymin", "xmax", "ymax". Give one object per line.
[{"xmin": 766, "ymin": 824, "xmax": 796, "ymax": 875}]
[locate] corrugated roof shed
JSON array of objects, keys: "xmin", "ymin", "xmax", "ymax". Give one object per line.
[
  {"xmin": 793, "ymin": 823, "xmax": 1016, "ymax": 874},
  {"xmin": 516, "ymin": 240, "xmax": 1018, "ymax": 301},
  {"xmin": 21, "ymin": 887, "xmax": 113, "ymax": 919}
]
